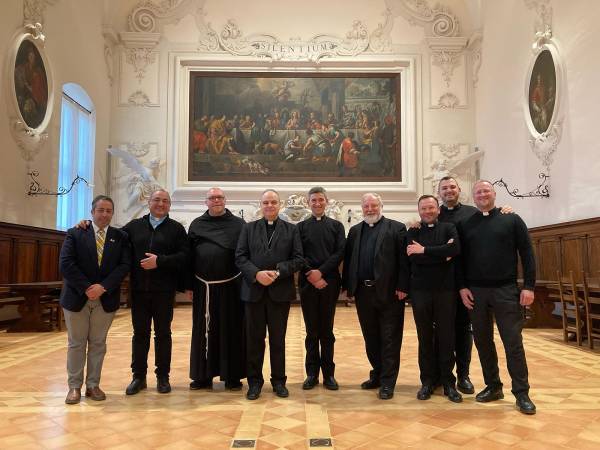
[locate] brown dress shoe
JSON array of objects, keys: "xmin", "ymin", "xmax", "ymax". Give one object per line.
[
  {"xmin": 85, "ymin": 386, "xmax": 106, "ymax": 401},
  {"xmin": 65, "ymin": 388, "xmax": 81, "ymax": 404}
]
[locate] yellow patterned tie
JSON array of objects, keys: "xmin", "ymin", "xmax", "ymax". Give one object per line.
[{"xmin": 96, "ymin": 229, "xmax": 105, "ymax": 267}]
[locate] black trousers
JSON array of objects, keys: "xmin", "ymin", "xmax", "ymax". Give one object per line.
[
  {"xmin": 469, "ymin": 284, "xmax": 530, "ymax": 395},
  {"xmin": 300, "ymin": 278, "xmax": 340, "ymax": 378},
  {"xmin": 130, "ymin": 290, "xmax": 175, "ymax": 378},
  {"xmin": 433, "ymin": 293, "xmax": 473, "ymax": 380},
  {"xmin": 455, "ymin": 294, "xmax": 473, "ymax": 378},
  {"xmin": 412, "ymin": 289, "xmax": 456, "ymax": 386},
  {"xmin": 244, "ymin": 291, "xmax": 290, "ymax": 386},
  {"xmin": 355, "ymin": 285, "xmax": 405, "ymax": 388}
]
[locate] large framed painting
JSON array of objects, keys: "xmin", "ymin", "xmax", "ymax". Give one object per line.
[
  {"xmin": 188, "ymin": 72, "xmax": 401, "ymax": 182},
  {"xmin": 527, "ymin": 49, "xmax": 556, "ymax": 135},
  {"xmin": 13, "ymin": 37, "xmax": 50, "ymax": 130}
]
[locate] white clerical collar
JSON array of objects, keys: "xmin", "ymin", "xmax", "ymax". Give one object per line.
[
  {"xmin": 482, "ymin": 211, "xmax": 490, "ymax": 216},
  {"xmin": 427, "ymin": 223, "xmax": 435, "ymax": 227}
]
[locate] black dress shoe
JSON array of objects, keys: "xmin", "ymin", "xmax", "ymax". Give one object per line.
[
  {"xmin": 516, "ymin": 393, "xmax": 536, "ymax": 415},
  {"xmin": 246, "ymin": 384, "xmax": 262, "ymax": 400},
  {"xmin": 378, "ymin": 386, "xmax": 394, "ymax": 400},
  {"xmin": 273, "ymin": 384, "xmax": 289, "ymax": 398},
  {"xmin": 323, "ymin": 376, "xmax": 339, "ymax": 391},
  {"xmin": 125, "ymin": 378, "xmax": 147, "ymax": 395},
  {"xmin": 457, "ymin": 376, "xmax": 475, "ymax": 394},
  {"xmin": 443, "ymin": 385, "xmax": 463, "ymax": 403},
  {"xmin": 225, "ymin": 380, "xmax": 243, "ymax": 391},
  {"xmin": 189, "ymin": 379, "xmax": 212, "ymax": 390},
  {"xmin": 417, "ymin": 385, "xmax": 434, "ymax": 400},
  {"xmin": 157, "ymin": 377, "xmax": 171, "ymax": 394},
  {"xmin": 475, "ymin": 385, "xmax": 504, "ymax": 403},
  {"xmin": 302, "ymin": 375, "xmax": 319, "ymax": 390},
  {"xmin": 360, "ymin": 378, "xmax": 381, "ymax": 390}
]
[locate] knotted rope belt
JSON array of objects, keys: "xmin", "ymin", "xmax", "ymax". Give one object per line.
[{"xmin": 195, "ymin": 272, "xmax": 241, "ymax": 359}]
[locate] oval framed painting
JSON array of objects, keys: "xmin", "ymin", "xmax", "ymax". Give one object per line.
[
  {"xmin": 524, "ymin": 43, "xmax": 562, "ymax": 138},
  {"xmin": 9, "ymin": 34, "xmax": 53, "ymax": 132}
]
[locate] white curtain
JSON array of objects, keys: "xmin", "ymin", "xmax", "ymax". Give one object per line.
[{"xmin": 56, "ymin": 95, "xmax": 95, "ymax": 230}]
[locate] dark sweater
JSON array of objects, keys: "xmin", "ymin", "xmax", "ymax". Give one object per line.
[
  {"xmin": 122, "ymin": 214, "xmax": 189, "ymax": 292},
  {"xmin": 457, "ymin": 207, "xmax": 536, "ymax": 290},
  {"xmin": 406, "ymin": 221, "xmax": 460, "ymax": 291},
  {"xmin": 297, "ymin": 215, "xmax": 346, "ymax": 283}
]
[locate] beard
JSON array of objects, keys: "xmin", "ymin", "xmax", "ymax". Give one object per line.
[{"xmin": 363, "ymin": 213, "xmax": 382, "ymax": 225}]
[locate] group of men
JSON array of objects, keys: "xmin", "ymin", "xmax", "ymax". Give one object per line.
[{"xmin": 58, "ymin": 177, "xmax": 537, "ymax": 415}]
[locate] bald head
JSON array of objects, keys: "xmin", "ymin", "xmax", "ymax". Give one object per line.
[{"xmin": 205, "ymin": 187, "xmax": 226, "ymax": 216}]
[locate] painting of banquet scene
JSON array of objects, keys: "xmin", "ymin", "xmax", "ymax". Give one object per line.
[{"xmin": 188, "ymin": 73, "xmax": 401, "ymax": 181}]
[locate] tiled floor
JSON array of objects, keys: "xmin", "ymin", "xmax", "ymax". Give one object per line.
[{"xmin": 1, "ymin": 305, "xmax": 600, "ymax": 449}]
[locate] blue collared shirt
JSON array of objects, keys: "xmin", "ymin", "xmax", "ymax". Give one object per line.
[{"xmin": 149, "ymin": 214, "xmax": 166, "ymax": 229}]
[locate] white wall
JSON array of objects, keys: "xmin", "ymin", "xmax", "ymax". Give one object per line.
[
  {"xmin": 106, "ymin": 0, "xmax": 478, "ymax": 227},
  {"xmin": 0, "ymin": 0, "xmax": 111, "ymax": 229},
  {"xmin": 476, "ymin": 0, "xmax": 600, "ymax": 227}
]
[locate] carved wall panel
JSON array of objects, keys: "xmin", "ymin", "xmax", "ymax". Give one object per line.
[
  {"xmin": 118, "ymin": 47, "xmax": 160, "ymax": 107},
  {"xmin": 427, "ymin": 143, "xmax": 480, "ymax": 201},
  {"xmin": 427, "ymin": 37, "xmax": 468, "ymax": 109}
]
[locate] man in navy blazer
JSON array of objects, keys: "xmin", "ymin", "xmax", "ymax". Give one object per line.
[{"xmin": 60, "ymin": 195, "xmax": 131, "ymax": 404}]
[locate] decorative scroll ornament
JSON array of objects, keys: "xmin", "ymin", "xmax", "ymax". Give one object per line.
[
  {"xmin": 438, "ymin": 143, "xmax": 460, "ymax": 159},
  {"xmin": 529, "ymin": 121, "xmax": 562, "ymax": 168},
  {"xmin": 523, "ymin": 0, "xmax": 552, "ymax": 34},
  {"xmin": 23, "ymin": 0, "xmax": 58, "ymax": 27},
  {"xmin": 432, "ymin": 50, "xmax": 461, "ymax": 87},
  {"xmin": 437, "ymin": 92, "xmax": 459, "ymax": 109},
  {"xmin": 128, "ymin": 90, "xmax": 151, "ymax": 106},
  {"xmin": 369, "ymin": 8, "xmax": 394, "ymax": 53},
  {"xmin": 128, "ymin": 0, "xmax": 195, "ymax": 33},
  {"xmin": 467, "ymin": 30, "xmax": 483, "ymax": 88},
  {"xmin": 217, "ymin": 19, "xmax": 370, "ymax": 62},
  {"xmin": 492, "ymin": 173, "xmax": 550, "ymax": 199},
  {"xmin": 122, "ymin": 141, "xmax": 154, "ymax": 158},
  {"xmin": 11, "ymin": 119, "xmax": 49, "ymax": 161},
  {"xmin": 125, "ymin": 47, "xmax": 156, "ymax": 82},
  {"xmin": 27, "ymin": 170, "xmax": 90, "ymax": 196},
  {"xmin": 386, "ymin": 0, "xmax": 460, "ymax": 37}
]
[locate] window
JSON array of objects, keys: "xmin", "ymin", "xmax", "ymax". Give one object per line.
[{"xmin": 56, "ymin": 83, "xmax": 95, "ymax": 230}]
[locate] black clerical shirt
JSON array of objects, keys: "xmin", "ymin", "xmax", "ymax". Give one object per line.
[
  {"xmin": 457, "ymin": 207, "xmax": 536, "ymax": 290},
  {"xmin": 357, "ymin": 219, "xmax": 382, "ymax": 281},
  {"xmin": 265, "ymin": 218, "xmax": 277, "ymax": 247},
  {"xmin": 297, "ymin": 215, "xmax": 346, "ymax": 282},
  {"xmin": 406, "ymin": 221, "xmax": 460, "ymax": 291},
  {"xmin": 439, "ymin": 203, "xmax": 478, "ymax": 226}
]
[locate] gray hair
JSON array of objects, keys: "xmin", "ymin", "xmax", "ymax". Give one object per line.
[{"xmin": 361, "ymin": 192, "xmax": 383, "ymax": 207}]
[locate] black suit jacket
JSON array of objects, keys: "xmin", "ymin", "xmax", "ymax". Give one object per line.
[
  {"xmin": 235, "ymin": 218, "xmax": 304, "ymax": 302},
  {"xmin": 59, "ymin": 225, "xmax": 131, "ymax": 312},
  {"xmin": 342, "ymin": 217, "xmax": 409, "ymax": 302}
]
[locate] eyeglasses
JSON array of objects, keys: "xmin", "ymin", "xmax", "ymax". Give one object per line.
[{"xmin": 207, "ymin": 196, "xmax": 225, "ymax": 202}]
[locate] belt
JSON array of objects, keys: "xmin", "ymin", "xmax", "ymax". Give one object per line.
[
  {"xmin": 195, "ymin": 272, "xmax": 241, "ymax": 359},
  {"xmin": 362, "ymin": 280, "xmax": 376, "ymax": 287}
]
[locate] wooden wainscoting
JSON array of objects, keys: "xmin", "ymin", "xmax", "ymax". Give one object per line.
[
  {"xmin": 529, "ymin": 217, "xmax": 600, "ymax": 280},
  {"xmin": 0, "ymin": 222, "xmax": 66, "ymax": 283}
]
